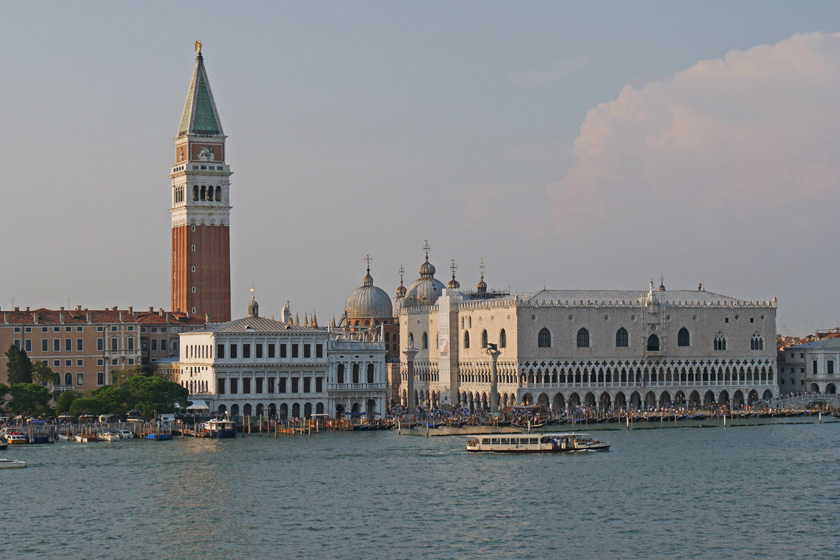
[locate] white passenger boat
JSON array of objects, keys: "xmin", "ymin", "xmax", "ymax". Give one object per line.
[
  {"xmin": 466, "ymin": 433, "xmax": 610, "ymax": 453},
  {"xmin": 199, "ymin": 419, "xmax": 237, "ymax": 438},
  {"xmin": 118, "ymin": 430, "xmax": 135, "ymax": 439},
  {"xmin": 0, "ymin": 458, "xmax": 26, "ymax": 469},
  {"xmin": 99, "ymin": 432, "xmax": 121, "ymax": 442},
  {"xmin": 4, "ymin": 433, "xmax": 28, "ymax": 445}
]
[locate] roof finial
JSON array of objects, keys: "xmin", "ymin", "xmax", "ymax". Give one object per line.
[
  {"xmin": 448, "ymin": 259, "xmax": 460, "ymax": 290},
  {"xmin": 195, "ymin": 40, "xmax": 202, "ymax": 55},
  {"xmin": 659, "ymin": 274, "xmax": 666, "ymax": 291},
  {"xmin": 422, "ymin": 239, "xmax": 431, "ymax": 261}
]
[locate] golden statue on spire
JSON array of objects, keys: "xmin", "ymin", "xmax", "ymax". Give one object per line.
[{"xmin": 195, "ymin": 40, "xmax": 202, "ymax": 54}]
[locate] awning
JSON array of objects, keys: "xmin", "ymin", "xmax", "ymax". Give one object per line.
[{"xmin": 186, "ymin": 399, "xmax": 209, "ymax": 410}]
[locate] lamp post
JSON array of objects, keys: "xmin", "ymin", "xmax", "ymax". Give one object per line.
[{"xmin": 485, "ymin": 343, "xmax": 501, "ymax": 416}]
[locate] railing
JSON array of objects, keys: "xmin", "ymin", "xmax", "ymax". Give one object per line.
[{"xmin": 327, "ymin": 383, "xmax": 387, "ymax": 391}]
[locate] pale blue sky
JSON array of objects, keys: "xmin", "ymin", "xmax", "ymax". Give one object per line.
[{"xmin": 2, "ymin": 2, "xmax": 840, "ymax": 334}]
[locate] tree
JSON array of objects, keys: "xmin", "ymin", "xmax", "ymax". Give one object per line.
[
  {"xmin": 7, "ymin": 383, "xmax": 51, "ymax": 417},
  {"xmin": 111, "ymin": 367, "xmax": 144, "ymax": 388},
  {"xmin": 5, "ymin": 345, "xmax": 33, "ymax": 385},
  {"xmin": 121, "ymin": 376, "xmax": 189, "ymax": 416},
  {"xmin": 55, "ymin": 390, "xmax": 79, "ymax": 415},
  {"xmin": 69, "ymin": 397, "xmax": 102, "ymax": 417},
  {"xmin": 32, "ymin": 360, "xmax": 55, "ymax": 386},
  {"xmin": 91, "ymin": 386, "xmax": 131, "ymax": 416}
]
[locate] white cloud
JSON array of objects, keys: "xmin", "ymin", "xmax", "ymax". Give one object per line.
[{"xmin": 550, "ymin": 32, "xmax": 840, "ymax": 233}]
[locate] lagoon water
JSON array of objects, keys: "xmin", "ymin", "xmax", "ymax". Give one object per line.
[{"xmin": 5, "ymin": 419, "xmax": 840, "ymax": 559}]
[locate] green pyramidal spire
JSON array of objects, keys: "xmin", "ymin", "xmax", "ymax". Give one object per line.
[{"xmin": 178, "ymin": 51, "xmax": 223, "ymax": 136}]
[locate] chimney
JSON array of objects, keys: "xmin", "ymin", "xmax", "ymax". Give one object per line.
[
  {"xmin": 128, "ymin": 306, "xmax": 133, "ymax": 314},
  {"xmin": 14, "ymin": 307, "xmax": 19, "ymax": 311},
  {"xmin": 697, "ymin": 283, "xmax": 702, "ymax": 292},
  {"xmin": 119, "ymin": 311, "xmax": 124, "ymax": 322},
  {"xmin": 149, "ymin": 306, "xmax": 154, "ymax": 313},
  {"xmin": 33, "ymin": 312, "xmax": 38, "ymax": 325},
  {"xmin": 60, "ymin": 312, "xmax": 64, "ymax": 324},
  {"xmin": 25, "ymin": 306, "xmax": 29, "ymax": 312},
  {"xmin": 76, "ymin": 305, "xmax": 82, "ymax": 311},
  {"xmin": 86, "ymin": 312, "xmax": 91, "ymax": 323},
  {"xmin": 60, "ymin": 306, "xmax": 64, "ymax": 311},
  {"xmin": 159, "ymin": 308, "xmax": 164, "ymax": 316},
  {"xmin": 186, "ymin": 310, "xmax": 191, "ymax": 318}
]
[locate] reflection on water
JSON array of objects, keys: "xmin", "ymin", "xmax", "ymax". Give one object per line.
[{"xmin": 5, "ymin": 420, "xmax": 840, "ymax": 559}]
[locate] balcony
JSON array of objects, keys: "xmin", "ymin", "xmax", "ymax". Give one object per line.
[{"xmin": 327, "ymin": 383, "xmax": 387, "ymax": 392}]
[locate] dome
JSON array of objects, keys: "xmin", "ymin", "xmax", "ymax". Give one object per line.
[
  {"xmin": 405, "ymin": 276, "xmax": 446, "ymax": 306},
  {"xmin": 419, "ymin": 256, "xmax": 436, "ymax": 277},
  {"xmin": 345, "ymin": 267, "xmax": 393, "ymax": 319}
]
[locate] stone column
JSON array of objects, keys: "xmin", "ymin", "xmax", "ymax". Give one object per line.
[
  {"xmin": 486, "ymin": 344, "xmax": 501, "ymax": 415},
  {"xmin": 404, "ymin": 347, "xmax": 418, "ymax": 419}
]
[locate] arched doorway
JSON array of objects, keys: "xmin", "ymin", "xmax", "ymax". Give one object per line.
[
  {"xmin": 538, "ymin": 393, "xmax": 549, "ymax": 408},
  {"xmin": 568, "ymin": 392, "xmax": 581, "ymax": 408},
  {"xmin": 703, "ymin": 390, "xmax": 715, "ymax": 406},
  {"xmin": 554, "ymin": 393, "xmax": 565, "ymax": 411},
  {"xmin": 718, "ymin": 390, "xmax": 730, "ymax": 404},
  {"xmin": 304, "ymin": 403, "xmax": 312, "ymax": 418},
  {"xmin": 366, "ymin": 399, "xmax": 377, "ymax": 414},
  {"xmin": 292, "ymin": 403, "xmax": 300, "ymax": 418},
  {"xmin": 659, "ymin": 391, "xmax": 672, "ymax": 406},
  {"xmin": 268, "ymin": 403, "xmax": 277, "ymax": 418},
  {"xmin": 316, "ymin": 402, "xmax": 325, "ymax": 415},
  {"xmin": 826, "ymin": 384, "xmax": 836, "ymax": 395},
  {"xmin": 689, "ymin": 391, "xmax": 701, "ymax": 408},
  {"xmin": 674, "ymin": 391, "xmax": 686, "ymax": 406},
  {"xmin": 230, "ymin": 404, "xmax": 240, "ymax": 417},
  {"xmin": 629, "ymin": 391, "xmax": 641, "ymax": 408},
  {"xmin": 255, "ymin": 403, "xmax": 264, "ymax": 417},
  {"xmin": 218, "ymin": 404, "xmax": 227, "ymax": 416},
  {"xmin": 521, "ymin": 393, "xmax": 534, "ymax": 406},
  {"xmin": 599, "ymin": 392, "xmax": 612, "ymax": 411},
  {"xmin": 335, "ymin": 403, "xmax": 344, "ymax": 420},
  {"xmin": 614, "ymin": 392, "xmax": 626, "ymax": 409},
  {"xmin": 584, "ymin": 392, "xmax": 596, "ymax": 407},
  {"xmin": 644, "ymin": 392, "xmax": 656, "ymax": 410}
]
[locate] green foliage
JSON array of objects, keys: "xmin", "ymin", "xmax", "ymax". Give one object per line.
[
  {"xmin": 7, "ymin": 383, "xmax": 51, "ymax": 416},
  {"xmin": 121, "ymin": 376, "xmax": 189, "ymax": 416},
  {"xmin": 55, "ymin": 391, "xmax": 79, "ymax": 415},
  {"xmin": 69, "ymin": 397, "xmax": 102, "ymax": 416},
  {"xmin": 111, "ymin": 367, "xmax": 144, "ymax": 388},
  {"xmin": 91, "ymin": 386, "xmax": 131, "ymax": 416},
  {"xmin": 32, "ymin": 360, "xmax": 55, "ymax": 386},
  {"xmin": 5, "ymin": 345, "xmax": 33, "ymax": 385}
]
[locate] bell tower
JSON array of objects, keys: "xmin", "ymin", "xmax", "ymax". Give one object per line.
[{"xmin": 170, "ymin": 42, "xmax": 232, "ymax": 322}]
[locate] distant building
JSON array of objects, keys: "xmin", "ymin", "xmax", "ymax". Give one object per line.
[
  {"xmin": 0, "ymin": 306, "xmax": 203, "ymax": 393},
  {"xmin": 398, "ymin": 245, "xmax": 779, "ymax": 411},
  {"xmin": 177, "ymin": 299, "xmax": 388, "ymax": 419},
  {"xmin": 170, "ymin": 46, "xmax": 232, "ymax": 322},
  {"xmin": 778, "ymin": 337, "xmax": 840, "ymax": 394}
]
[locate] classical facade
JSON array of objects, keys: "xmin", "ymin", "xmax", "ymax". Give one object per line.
[
  {"xmin": 170, "ymin": 45, "xmax": 232, "ymax": 322},
  {"xmin": 399, "ymin": 250, "xmax": 779, "ymax": 412},
  {"xmin": 778, "ymin": 338, "xmax": 840, "ymax": 394},
  {"xmin": 178, "ymin": 300, "xmax": 388, "ymax": 419},
  {"xmin": 0, "ymin": 306, "xmax": 203, "ymax": 392}
]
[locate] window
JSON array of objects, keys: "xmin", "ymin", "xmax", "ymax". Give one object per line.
[
  {"xmin": 292, "ymin": 344, "xmax": 299, "ymax": 358},
  {"xmin": 218, "ymin": 378, "xmax": 226, "ymax": 394},
  {"xmin": 352, "ymin": 364, "xmax": 360, "ymax": 384},
  {"xmin": 292, "ymin": 378, "xmax": 299, "ymax": 393},
  {"xmin": 813, "ymin": 361, "xmax": 818, "ymax": 375},
  {"xmin": 481, "ymin": 330, "xmax": 488, "ymax": 349},
  {"xmin": 304, "ymin": 344, "xmax": 311, "ymax": 358},
  {"xmin": 367, "ymin": 364, "xmax": 374, "ymax": 384},
  {"xmin": 422, "ymin": 332, "xmax": 428, "ymax": 349},
  {"xmin": 316, "ymin": 344, "xmax": 323, "ymax": 358},
  {"xmin": 280, "ymin": 344, "xmax": 287, "ymax": 358},
  {"xmin": 65, "ymin": 359, "xmax": 72, "ymax": 367},
  {"xmin": 41, "ymin": 339, "xmax": 48, "ymax": 352},
  {"xmin": 828, "ymin": 361, "xmax": 835, "ymax": 375},
  {"xmin": 65, "ymin": 372, "xmax": 72, "ymax": 385},
  {"xmin": 304, "ymin": 378, "xmax": 311, "ymax": 392},
  {"xmin": 256, "ymin": 343, "xmax": 263, "ymax": 358},
  {"xmin": 316, "ymin": 377, "xmax": 323, "ymax": 392},
  {"xmin": 268, "ymin": 378, "xmax": 275, "ymax": 393},
  {"xmin": 97, "ymin": 338, "xmax": 103, "ymax": 351},
  {"xmin": 97, "ymin": 372, "xmax": 104, "ymax": 386},
  {"xmin": 13, "ymin": 340, "xmax": 19, "ymax": 350},
  {"xmin": 268, "ymin": 343, "xmax": 275, "ymax": 358},
  {"xmin": 647, "ymin": 334, "xmax": 660, "ymax": 352},
  {"xmin": 111, "ymin": 338, "xmax": 118, "ymax": 351},
  {"xmin": 499, "ymin": 329, "xmax": 507, "ymax": 349},
  {"xmin": 575, "ymin": 328, "xmax": 588, "ymax": 348},
  {"xmin": 77, "ymin": 359, "xmax": 83, "ymax": 366},
  {"xmin": 537, "ymin": 328, "xmax": 553, "ymax": 348},
  {"xmin": 714, "ymin": 333, "xmax": 727, "ymax": 351},
  {"xmin": 230, "ymin": 344, "xmax": 238, "ymax": 359},
  {"xmin": 77, "ymin": 339, "xmax": 83, "ymax": 351},
  {"xmin": 279, "ymin": 378, "xmax": 287, "ymax": 393},
  {"xmin": 337, "ymin": 364, "xmax": 345, "ymax": 384},
  {"xmin": 25, "ymin": 340, "xmax": 31, "ymax": 352},
  {"xmin": 242, "ymin": 344, "xmax": 250, "ymax": 358},
  {"xmin": 243, "ymin": 378, "xmax": 251, "ymax": 393},
  {"xmin": 616, "ymin": 328, "xmax": 629, "ymax": 348},
  {"xmin": 256, "ymin": 378, "xmax": 263, "ymax": 393},
  {"xmin": 54, "ymin": 339, "xmax": 60, "ymax": 351},
  {"xmin": 678, "ymin": 328, "xmax": 690, "ymax": 347},
  {"xmin": 750, "ymin": 334, "xmax": 764, "ymax": 351},
  {"xmin": 128, "ymin": 338, "xmax": 134, "ymax": 351},
  {"xmin": 463, "ymin": 331, "xmax": 470, "ymax": 349},
  {"xmin": 77, "ymin": 373, "xmax": 84, "ymax": 386},
  {"xmin": 54, "ymin": 360, "xmax": 60, "ymax": 367},
  {"xmin": 151, "ymin": 340, "xmax": 157, "ymax": 351},
  {"xmin": 230, "ymin": 378, "xmax": 238, "ymax": 394},
  {"xmin": 408, "ymin": 333, "xmax": 415, "ymax": 347},
  {"xmin": 160, "ymin": 340, "xmax": 166, "ymax": 351}
]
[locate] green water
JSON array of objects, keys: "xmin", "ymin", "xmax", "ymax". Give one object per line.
[{"xmin": 4, "ymin": 419, "xmax": 839, "ymax": 559}]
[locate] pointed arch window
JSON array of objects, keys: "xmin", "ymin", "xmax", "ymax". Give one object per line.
[
  {"xmin": 647, "ymin": 334, "xmax": 660, "ymax": 352},
  {"xmin": 464, "ymin": 331, "xmax": 470, "ymax": 349},
  {"xmin": 499, "ymin": 329, "xmax": 507, "ymax": 349},
  {"xmin": 538, "ymin": 328, "xmax": 552, "ymax": 348},
  {"xmin": 481, "ymin": 330, "xmax": 488, "ymax": 349},
  {"xmin": 678, "ymin": 327, "xmax": 690, "ymax": 347},
  {"xmin": 408, "ymin": 333, "xmax": 414, "ymax": 348},
  {"xmin": 422, "ymin": 332, "xmax": 428, "ymax": 349},
  {"xmin": 615, "ymin": 328, "xmax": 628, "ymax": 348},
  {"xmin": 714, "ymin": 333, "xmax": 727, "ymax": 351},
  {"xmin": 576, "ymin": 328, "xmax": 589, "ymax": 348},
  {"xmin": 750, "ymin": 333, "xmax": 764, "ymax": 351}
]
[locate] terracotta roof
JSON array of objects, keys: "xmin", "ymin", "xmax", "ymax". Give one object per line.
[{"xmin": 0, "ymin": 308, "xmax": 205, "ymax": 326}]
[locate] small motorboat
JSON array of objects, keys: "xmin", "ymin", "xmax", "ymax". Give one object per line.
[
  {"xmin": 118, "ymin": 430, "xmax": 135, "ymax": 439},
  {"xmin": 0, "ymin": 458, "xmax": 26, "ymax": 469},
  {"xmin": 99, "ymin": 432, "xmax": 121, "ymax": 442},
  {"xmin": 5, "ymin": 433, "xmax": 28, "ymax": 445}
]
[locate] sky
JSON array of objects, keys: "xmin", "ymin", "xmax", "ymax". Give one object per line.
[{"xmin": 2, "ymin": 1, "xmax": 839, "ymax": 335}]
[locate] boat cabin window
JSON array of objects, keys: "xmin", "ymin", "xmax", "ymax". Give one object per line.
[
  {"xmin": 501, "ymin": 438, "xmax": 510, "ymax": 445},
  {"xmin": 490, "ymin": 438, "xmax": 500, "ymax": 445}
]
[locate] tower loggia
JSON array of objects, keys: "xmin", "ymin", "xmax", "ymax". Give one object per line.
[{"xmin": 170, "ymin": 44, "xmax": 232, "ymax": 322}]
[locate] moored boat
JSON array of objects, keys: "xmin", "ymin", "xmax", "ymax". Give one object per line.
[
  {"xmin": 199, "ymin": 419, "xmax": 236, "ymax": 438},
  {"xmin": 0, "ymin": 458, "xmax": 26, "ymax": 469},
  {"xmin": 118, "ymin": 430, "xmax": 135, "ymax": 439},
  {"xmin": 99, "ymin": 432, "xmax": 121, "ymax": 442},
  {"xmin": 466, "ymin": 432, "xmax": 610, "ymax": 453},
  {"xmin": 5, "ymin": 433, "xmax": 28, "ymax": 445}
]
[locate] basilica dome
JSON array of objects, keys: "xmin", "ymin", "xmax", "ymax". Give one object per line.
[
  {"xmin": 345, "ymin": 267, "xmax": 393, "ymax": 320},
  {"xmin": 405, "ymin": 253, "xmax": 446, "ymax": 306}
]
